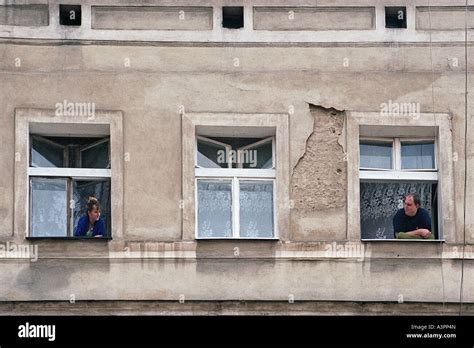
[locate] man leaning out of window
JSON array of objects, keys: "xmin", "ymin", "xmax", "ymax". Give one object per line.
[{"xmin": 393, "ymin": 193, "xmax": 433, "ymax": 239}]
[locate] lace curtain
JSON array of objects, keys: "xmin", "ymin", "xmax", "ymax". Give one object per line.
[
  {"xmin": 197, "ymin": 180, "xmax": 274, "ymax": 238},
  {"xmin": 197, "ymin": 181, "xmax": 233, "ymax": 237},
  {"xmin": 31, "ymin": 179, "xmax": 68, "ymax": 237},
  {"xmin": 360, "ymin": 181, "xmax": 435, "ymax": 239},
  {"xmin": 239, "ymin": 181, "xmax": 273, "ymax": 237}
]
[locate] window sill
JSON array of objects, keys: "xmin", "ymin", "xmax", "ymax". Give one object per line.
[
  {"xmin": 196, "ymin": 237, "xmax": 279, "ymax": 241},
  {"xmin": 361, "ymin": 239, "xmax": 445, "ymax": 242},
  {"xmin": 25, "ymin": 237, "xmax": 112, "ymax": 241}
]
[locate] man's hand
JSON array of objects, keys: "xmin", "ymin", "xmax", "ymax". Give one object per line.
[
  {"xmin": 396, "ymin": 229, "xmax": 432, "ymax": 239},
  {"xmin": 416, "ymin": 228, "xmax": 431, "ymax": 238}
]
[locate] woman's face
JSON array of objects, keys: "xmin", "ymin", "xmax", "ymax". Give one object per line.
[{"xmin": 88, "ymin": 207, "xmax": 101, "ymax": 222}]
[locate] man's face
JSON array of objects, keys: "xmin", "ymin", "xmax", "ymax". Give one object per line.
[{"xmin": 404, "ymin": 196, "xmax": 418, "ymax": 217}]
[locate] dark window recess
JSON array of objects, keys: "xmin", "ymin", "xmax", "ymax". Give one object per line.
[
  {"xmin": 59, "ymin": 4, "xmax": 81, "ymax": 26},
  {"xmin": 30, "ymin": 135, "xmax": 110, "ymax": 169},
  {"xmin": 359, "ymin": 181, "xmax": 438, "ymax": 240},
  {"xmin": 30, "ymin": 177, "xmax": 111, "ymax": 238},
  {"xmin": 222, "ymin": 6, "xmax": 244, "ymax": 29},
  {"xmin": 385, "ymin": 7, "xmax": 406, "ymax": 28}
]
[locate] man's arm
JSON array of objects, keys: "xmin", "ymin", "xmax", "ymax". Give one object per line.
[
  {"xmin": 396, "ymin": 229, "xmax": 432, "ymax": 239},
  {"xmin": 401, "ymin": 209, "xmax": 433, "ymax": 239}
]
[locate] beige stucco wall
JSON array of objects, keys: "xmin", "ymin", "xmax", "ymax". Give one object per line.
[{"xmin": 0, "ymin": 0, "xmax": 473, "ymax": 314}]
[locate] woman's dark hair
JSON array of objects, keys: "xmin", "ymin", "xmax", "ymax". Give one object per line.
[{"xmin": 86, "ymin": 196, "xmax": 101, "ymax": 213}]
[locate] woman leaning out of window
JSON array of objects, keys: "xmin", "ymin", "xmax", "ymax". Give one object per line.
[{"xmin": 75, "ymin": 197, "xmax": 105, "ymax": 237}]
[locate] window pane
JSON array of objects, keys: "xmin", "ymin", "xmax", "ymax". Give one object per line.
[
  {"xmin": 73, "ymin": 180, "xmax": 111, "ymax": 237},
  {"xmin": 197, "ymin": 140, "xmax": 228, "ymax": 168},
  {"xmin": 31, "ymin": 137, "xmax": 64, "ymax": 167},
  {"xmin": 197, "ymin": 180, "xmax": 232, "ymax": 237},
  {"xmin": 239, "ymin": 181, "xmax": 274, "ymax": 238},
  {"xmin": 360, "ymin": 181, "xmax": 437, "ymax": 239},
  {"xmin": 401, "ymin": 142, "xmax": 435, "ymax": 169},
  {"xmin": 241, "ymin": 141, "xmax": 273, "ymax": 169},
  {"xmin": 359, "ymin": 141, "xmax": 393, "ymax": 169},
  {"xmin": 31, "ymin": 178, "xmax": 68, "ymax": 237},
  {"xmin": 81, "ymin": 140, "xmax": 109, "ymax": 169}
]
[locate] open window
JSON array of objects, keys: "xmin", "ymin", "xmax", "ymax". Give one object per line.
[
  {"xmin": 359, "ymin": 137, "xmax": 438, "ymax": 240},
  {"xmin": 14, "ymin": 108, "xmax": 123, "ymax": 241},
  {"xmin": 28, "ymin": 134, "xmax": 111, "ymax": 238},
  {"xmin": 346, "ymin": 112, "xmax": 454, "ymax": 243}
]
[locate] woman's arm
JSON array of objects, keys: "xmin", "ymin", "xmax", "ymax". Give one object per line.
[
  {"xmin": 75, "ymin": 216, "xmax": 87, "ymax": 236},
  {"xmin": 93, "ymin": 218, "xmax": 106, "ymax": 237}
]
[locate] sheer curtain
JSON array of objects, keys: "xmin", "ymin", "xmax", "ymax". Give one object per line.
[
  {"xmin": 360, "ymin": 182, "xmax": 435, "ymax": 239},
  {"xmin": 197, "ymin": 181, "xmax": 233, "ymax": 237},
  {"xmin": 239, "ymin": 181, "xmax": 274, "ymax": 237},
  {"xmin": 31, "ymin": 178, "xmax": 68, "ymax": 237}
]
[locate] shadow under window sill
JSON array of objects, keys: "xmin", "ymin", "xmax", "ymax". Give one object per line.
[{"xmin": 25, "ymin": 236, "xmax": 112, "ymax": 241}]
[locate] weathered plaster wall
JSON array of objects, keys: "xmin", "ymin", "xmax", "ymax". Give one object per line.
[
  {"xmin": 0, "ymin": 257, "xmax": 470, "ymax": 303},
  {"xmin": 0, "ymin": 40, "xmax": 472, "ymax": 309}
]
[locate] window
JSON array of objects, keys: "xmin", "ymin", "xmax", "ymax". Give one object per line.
[
  {"xmin": 222, "ymin": 6, "xmax": 244, "ymax": 29},
  {"xmin": 385, "ymin": 6, "xmax": 407, "ymax": 29},
  {"xmin": 195, "ymin": 136, "xmax": 276, "ymax": 238},
  {"xmin": 28, "ymin": 135, "xmax": 111, "ymax": 238},
  {"xmin": 346, "ymin": 112, "xmax": 454, "ymax": 242},
  {"xmin": 14, "ymin": 108, "xmax": 124, "ymax": 241},
  {"xmin": 359, "ymin": 138, "xmax": 438, "ymax": 240},
  {"xmin": 181, "ymin": 112, "xmax": 289, "ymax": 241}
]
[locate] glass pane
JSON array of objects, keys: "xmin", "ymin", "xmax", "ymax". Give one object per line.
[
  {"xmin": 401, "ymin": 142, "xmax": 435, "ymax": 169},
  {"xmin": 197, "ymin": 180, "xmax": 232, "ymax": 237},
  {"xmin": 31, "ymin": 137, "xmax": 64, "ymax": 167},
  {"xmin": 31, "ymin": 178, "xmax": 68, "ymax": 237},
  {"xmin": 81, "ymin": 140, "xmax": 109, "ymax": 169},
  {"xmin": 197, "ymin": 140, "xmax": 229, "ymax": 168},
  {"xmin": 360, "ymin": 181, "xmax": 437, "ymax": 239},
  {"xmin": 241, "ymin": 141, "xmax": 273, "ymax": 169},
  {"xmin": 239, "ymin": 181, "xmax": 274, "ymax": 238},
  {"xmin": 359, "ymin": 141, "xmax": 393, "ymax": 169},
  {"xmin": 73, "ymin": 180, "xmax": 111, "ymax": 237}
]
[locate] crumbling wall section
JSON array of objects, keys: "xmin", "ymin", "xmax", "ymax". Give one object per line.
[{"xmin": 291, "ymin": 104, "xmax": 347, "ymax": 241}]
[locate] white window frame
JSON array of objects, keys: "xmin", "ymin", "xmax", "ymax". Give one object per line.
[
  {"xmin": 79, "ymin": 137, "xmax": 111, "ymax": 169},
  {"xmin": 195, "ymin": 177, "xmax": 276, "ymax": 239},
  {"xmin": 14, "ymin": 108, "xmax": 124, "ymax": 241},
  {"xmin": 236, "ymin": 136, "xmax": 275, "ymax": 169},
  {"xmin": 345, "ymin": 111, "xmax": 455, "ymax": 243},
  {"xmin": 28, "ymin": 136, "xmax": 112, "ymax": 238},
  {"xmin": 359, "ymin": 136, "xmax": 439, "ymax": 241},
  {"xmin": 182, "ymin": 112, "xmax": 290, "ymax": 241},
  {"xmin": 195, "ymin": 136, "xmax": 276, "ymax": 239},
  {"xmin": 359, "ymin": 137, "xmax": 438, "ymax": 181},
  {"xmin": 30, "ymin": 135, "xmax": 67, "ymax": 168},
  {"xmin": 195, "ymin": 135, "xmax": 232, "ymax": 169},
  {"xmin": 398, "ymin": 138, "xmax": 438, "ymax": 172},
  {"xmin": 359, "ymin": 137, "xmax": 395, "ymax": 171}
]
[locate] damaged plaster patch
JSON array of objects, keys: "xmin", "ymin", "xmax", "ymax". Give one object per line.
[
  {"xmin": 292, "ymin": 101, "xmax": 345, "ymax": 173},
  {"xmin": 292, "ymin": 104, "xmax": 347, "ymax": 211},
  {"xmin": 290, "ymin": 104, "xmax": 347, "ymax": 240}
]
